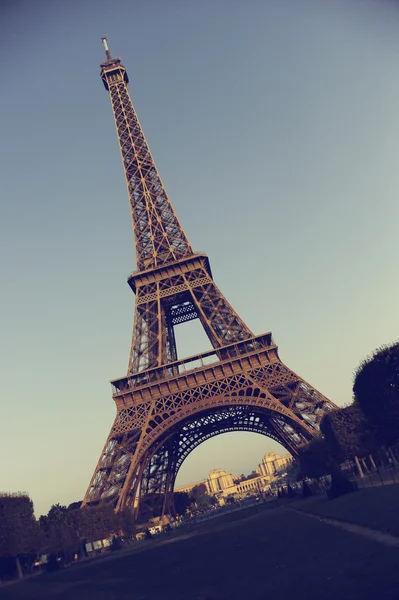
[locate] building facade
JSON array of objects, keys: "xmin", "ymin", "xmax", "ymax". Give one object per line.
[
  {"xmin": 175, "ymin": 479, "xmax": 210, "ymax": 495},
  {"xmin": 175, "ymin": 451, "xmax": 292, "ymax": 504},
  {"xmin": 258, "ymin": 451, "xmax": 292, "ymax": 477},
  {"xmin": 207, "ymin": 469, "xmax": 235, "ymax": 494}
]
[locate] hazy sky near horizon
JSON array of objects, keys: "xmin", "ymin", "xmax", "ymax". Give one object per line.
[{"xmin": 1, "ymin": 0, "xmax": 399, "ymax": 516}]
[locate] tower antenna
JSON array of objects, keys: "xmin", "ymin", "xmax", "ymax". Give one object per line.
[{"xmin": 101, "ymin": 36, "xmax": 112, "ymax": 60}]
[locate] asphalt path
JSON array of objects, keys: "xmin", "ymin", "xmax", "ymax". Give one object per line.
[{"xmin": 2, "ymin": 504, "xmax": 399, "ymax": 600}]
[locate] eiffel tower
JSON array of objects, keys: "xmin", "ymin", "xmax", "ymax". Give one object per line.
[{"xmin": 82, "ymin": 39, "xmax": 336, "ymax": 520}]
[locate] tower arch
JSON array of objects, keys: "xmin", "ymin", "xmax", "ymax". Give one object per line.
[
  {"xmin": 127, "ymin": 395, "xmax": 312, "ymax": 521},
  {"xmin": 82, "ymin": 42, "xmax": 337, "ymax": 521}
]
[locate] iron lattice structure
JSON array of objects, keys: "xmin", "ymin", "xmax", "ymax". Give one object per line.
[{"xmin": 82, "ymin": 40, "xmax": 336, "ymax": 520}]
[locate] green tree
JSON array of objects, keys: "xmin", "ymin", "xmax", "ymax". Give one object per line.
[
  {"xmin": 173, "ymin": 492, "xmax": 192, "ymax": 516},
  {"xmin": 65, "ymin": 505, "xmax": 88, "ymax": 557},
  {"xmin": 137, "ymin": 494, "xmax": 163, "ymax": 523},
  {"xmin": 285, "ymin": 460, "xmax": 300, "ymax": 483},
  {"xmin": 117, "ymin": 507, "xmax": 136, "ymax": 540},
  {"xmin": 39, "ymin": 504, "xmax": 79, "ymax": 561},
  {"xmin": 190, "ymin": 483, "xmax": 207, "ymax": 500},
  {"xmin": 320, "ymin": 404, "xmax": 376, "ymax": 462},
  {"xmin": 47, "ymin": 503, "xmax": 68, "ymax": 524},
  {"xmin": 298, "ymin": 438, "xmax": 356, "ymax": 499},
  {"xmin": 354, "ymin": 342, "xmax": 399, "ymax": 447},
  {"xmin": 298, "ymin": 437, "xmax": 331, "ymax": 479},
  {"xmin": 190, "ymin": 484, "xmax": 215, "ymax": 509},
  {"xmin": 0, "ymin": 493, "xmax": 41, "ymax": 579},
  {"xmin": 76, "ymin": 504, "xmax": 117, "ymax": 544}
]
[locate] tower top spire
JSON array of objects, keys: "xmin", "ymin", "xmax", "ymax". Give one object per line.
[
  {"xmin": 101, "ymin": 36, "xmax": 112, "ymax": 61},
  {"xmin": 99, "ymin": 42, "xmax": 193, "ymax": 270}
]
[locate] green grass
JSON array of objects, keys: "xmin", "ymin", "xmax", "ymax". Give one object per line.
[
  {"xmin": 292, "ymin": 484, "xmax": 399, "ymax": 535},
  {"xmin": 2, "ymin": 493, "xmax": 399, "ymax": 599}
]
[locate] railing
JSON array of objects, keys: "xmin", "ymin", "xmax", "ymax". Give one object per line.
[
  {"xmin": 111, "ymin": 332, "xmax": 275, "ymax": 394},
  {"xmin": 127, "ymin": 251, "xmax": 208, "ymax": 280}
]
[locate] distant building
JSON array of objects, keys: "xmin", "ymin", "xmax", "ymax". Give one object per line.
[
  {"xmin": 258, "ymin": 451, "xmax": 292, "ymax": 477},
  {"xmin": 175, "ymin": 479, "xmax": 210, "ymax": 495},
  {"xmin": 175, "ymin": 450, "xmax": 292, "ymax": 505},
  {"xmin": 207, "ymin": 469, "xmax": 234, "ymax": 494},
  {"xmin": 234, "ymin": 475, "xmax": 272, "ymax": 497},
  {"xmin": 207, "ymin": 469, "xmax": 274, "ymax": 502}
]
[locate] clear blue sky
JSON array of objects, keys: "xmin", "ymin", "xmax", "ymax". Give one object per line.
[{"xmin": 1, "ymin": 0, "xmax": 399, "ymax": 516}]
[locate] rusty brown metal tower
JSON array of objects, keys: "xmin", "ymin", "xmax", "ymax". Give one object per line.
[{"xmin": 82, "ymin": 40, "xmax": 336, "ymax": 520}]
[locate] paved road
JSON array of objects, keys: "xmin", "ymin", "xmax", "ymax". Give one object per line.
[{"xmin": 2, "ymin": 504, "xmax": 399, "ymax": 600}]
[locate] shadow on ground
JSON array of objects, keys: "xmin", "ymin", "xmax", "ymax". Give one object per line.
[{"xmin": 2, "ymin": 490, "xmax": 399, "ymax": 600}]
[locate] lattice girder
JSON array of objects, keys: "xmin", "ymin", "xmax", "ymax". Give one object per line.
[
  {"xmin": 127, "ymin": 254, "xmax": 253, "ymax": 374},
  {"xmin": 101, "ymin": 56, "xmax": 193, "ymax": 271},
  {"xmin": 83, "ymin": 333, "xmax": 334, "ymax": 513},
  {"xmin": 137, "ymin": 406, "xmax": 291, "ymax": 521},
  {"xmin": 82, "ymin": 44, "xmax": 337, "ymax": 519}
]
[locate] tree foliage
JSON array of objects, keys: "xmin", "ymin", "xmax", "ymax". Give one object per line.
[
  {"xmin": 190, "ymin": 484, "xmax": 207, "ymax": 500},
  {"xmin": 74, "ymin": 504, "xmax": 117, "ymax": 543},
  {"xmin": 40, "ymin": 503, "xmax": 134, "ymax": 553},
  {"xmin": 0, "ymin": 493, "xmax": 41, "ymax": 578},
  {"xmin": 285, "ymin": 460, "xmax": 300, "ymax": 483},
  {"xmin": 298, "ymin": 438, "xmax": 331, "ymax": 479},
  {"xmin": 117, "ymin": 507, "xmax": 136, "ymax": 540},
  {"xmin": 354, "ymin": 342, "xmax": 399, "ymax": 447},
  {"xmin": 320, "ymin": 404, "xmax": 376, "ymax": 462},
  {"xmin": 173, "ymin": 492, "xmax": 191, "ymax": 516},
  {"xmin": 190, "ymin": 484, "xmax": 217, "ymax": 508},
  {"xmin": 137, "ymin": 494, "xmax": 163, "ymax": 523},
  {"xmin": 328, "ymin": 467, "xmax": 357, "ymax": 499},
  {"xmin": 39, "ymin": 504, "xmax": 79, "ymax": 557},
  {"xmin": 0, "ymin": 494, "xmax": 40, "ymax": 557}
]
